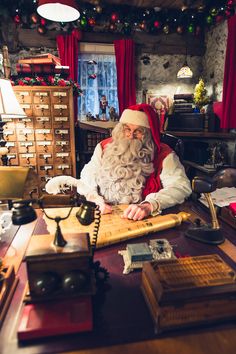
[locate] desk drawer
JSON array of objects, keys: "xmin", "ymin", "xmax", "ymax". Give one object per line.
[
  {"xmin": 17, "ymin": 128, "xmax": 35, "ymax": 141},
  {"xmin": 33, "ymin": 91, "xmax": 50, "ymax": 104},
  {"xmin": 53, "ymin": 116, "xmax": 70, "ymax": 128},
  {"xmin": 37, "ymin": 153, "xmax": 53, "ymax": 165},
  {"xmin": 36, "ymin": 141, "xmax": 53, "ymax": 153},
  {"xmin": 35, "ymin": 129, "xmax": 53, "ymax": 141},
  {"xmin": 18, "ymin": 141, "xmax": 36, "ymax": 153},
  {"xmin": 35, "ymin": 117, "xmax": 52, "ymax": 129},
  {"xmin": 19, "ymin": 153, "xmax": 37, "ymax": 166}
]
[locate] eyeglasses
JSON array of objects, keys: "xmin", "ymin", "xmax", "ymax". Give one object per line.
[{"xmin": 123, "ymin": 125, "xmax": 144, "ymax": 139}]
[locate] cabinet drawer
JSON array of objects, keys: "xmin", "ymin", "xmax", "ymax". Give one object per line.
[
  {"xmin": 3, "ymin": 128, "xmax": 17, "ymax": 142},
  {"xmin": 33, "ymin": 91, "xmax": 50, "ymax": 104},
  {"xmin": 35, "ymin": 129, "xmax": 53, "ymax": 141},
  {"xmin": 54, "ymin": 152, "xmax": 70, "ymax": 164},
  {"xmin": 52, "ymin": 104, "xmax": 69, "ymax": 117},
  {"xmin": 33, "ymin": 104, "xmax": 51, "ymax": 116},
  {"xmin": 52, "ymin": 90, "xmax": 69, "ymax": 104},
  {"xmin": 37, "ymin": 152, "xmax": 53, "ymax": 165},
  {"xmin": 35, "ymin": 116, "xmax": 52, "ymax": 129},
  {"xmin": 54, "ymin": 163, "xmax": 72, "ymax": 175},
  {"xmin": 18, "ymin": 141, "xmax": 36, "ymax": 153},
  {"xmin": 21, "ymin": 103, "xmax": 33, "ymax": 116},
  {"xmin": 16, "ymin": 117, "xmax": 34, "ymax": 129},
  {"xmin": 54, "ymin": 140, "xmax": 70, "ymax": 152},
  {"xmin": 6, "ymin": 141, "xmax": 17, "ymax": 154},
  {"xmin": 17, "ymin": 128, "xmax": 35, "ymax": 141},
  {"xmin": 19, "ymin": 153, "xmax": 37, "ymax": 166},
  {"xmin": 7, "ymin": 153, "xmax": 19, "ymax": 166},
  {"xmin": 54, "ymin": 128, "xmax": 70, "ymax": 140},
  {"xmin": 14, "ymin": 90, "xmax": 32, "ymax": 103},
  {"xmin": 53, "ymin": 116, "xmax": 70, "ymax": 128},
  {"xmin": 36, "ymin": 141, "xmax": 53, "ymax": 153},
  {"xmin": 38, "ymin": 165, "xmax": 54, "ymax": 176}
]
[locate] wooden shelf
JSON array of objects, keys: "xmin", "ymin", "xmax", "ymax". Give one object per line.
[{"xmin": 165, "ymin": 131, "xmax": 236, "ymax": 139}]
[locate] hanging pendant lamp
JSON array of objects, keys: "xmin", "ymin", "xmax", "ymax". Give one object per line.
[
  {"xmin": 37, "ymin": 0, "xmax": 80, "ymax": 22},
  {"xmin": 177, "ymin": 39, "xmax": 193, "ymax": 79}
]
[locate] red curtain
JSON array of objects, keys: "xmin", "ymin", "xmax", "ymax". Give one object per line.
[
  {"xmin": 56, "ymin": 30, "xmax": 81, "ymax": 121},
  {"xmin": 221, "ymin": 15, "xmax": 236, "ymax": 130},
  {"xmin": 114, "ymin": 39, "xmax": 136, "ymax": 115}
]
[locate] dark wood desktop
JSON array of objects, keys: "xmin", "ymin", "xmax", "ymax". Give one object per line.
[{"xmin": 1, "ymin": 201, "xmax": 236, "ymax": 354}]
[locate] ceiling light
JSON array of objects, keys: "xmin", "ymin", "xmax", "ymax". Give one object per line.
[
  {"xmin": 177, "ymin": 61, "xmax": 193, "ymax": 79},
  {"xmin": 37, "ymin": 0, "xmax": 80, "ymax": 22}
]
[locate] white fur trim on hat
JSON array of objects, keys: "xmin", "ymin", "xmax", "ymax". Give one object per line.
[{"xmin": 120, "ymin": 109, "xmax": 150, "ymax": 128}]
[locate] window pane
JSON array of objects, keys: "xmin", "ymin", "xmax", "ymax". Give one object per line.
[{"xmin": 78, "ymin": 53, "xmax": 118, "ymax": 121}]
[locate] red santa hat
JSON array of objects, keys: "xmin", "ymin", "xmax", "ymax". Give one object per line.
[{"xmin": 120, "ymin": 103, "xmax": 161, "ymax": 151}]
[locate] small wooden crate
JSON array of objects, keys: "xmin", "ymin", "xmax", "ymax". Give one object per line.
[{"xmin": 141, "ymin": 254, "xmax": 236, "ymax": 333}]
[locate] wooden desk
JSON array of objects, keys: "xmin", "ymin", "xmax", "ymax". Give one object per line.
[{"xmin": 1, "ymin": 203, "xmax": 236, "ymax": 354}]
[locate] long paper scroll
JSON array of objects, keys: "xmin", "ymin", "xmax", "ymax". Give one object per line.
[{"xmin": 43, "ymin": 205, "xmax": 190, "ymax": 248}]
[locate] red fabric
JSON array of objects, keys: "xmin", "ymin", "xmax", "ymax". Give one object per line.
[
  {"xmin": 222, "ymin": 15, "xmax": 236, "ymax": 129},
  {"xmin": 100, "ymin": 138, "xmax": 172, "ymax": 198},
  {"xmin": 56, "ymin": 31, "xmax": 81, "ymax": 121},
  {"xmin": 213, "ymin": 101, "xmax": 223, "ymax": 120},
  {"xmin": 114, "ymin": 39, "xmax": 136, "ymax": 115}
]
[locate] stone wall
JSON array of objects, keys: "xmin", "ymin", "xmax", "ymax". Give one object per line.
[{"xmin": 136, "ymin": 21, "xmax": 227, "ymax": 104}]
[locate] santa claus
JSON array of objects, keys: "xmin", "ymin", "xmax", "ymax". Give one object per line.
[{"xmin": 46, "ymin": 104, "xmax": 191, "ymax": 220}]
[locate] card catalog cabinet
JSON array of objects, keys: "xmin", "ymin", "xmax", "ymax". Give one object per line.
[{"xmin": 1, "ymin": 86, "xmax": 76, "ymax": 196}]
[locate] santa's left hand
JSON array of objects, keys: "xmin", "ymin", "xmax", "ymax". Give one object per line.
[{"xmin": 121, "ymin": 202, "xmax": 152, "ymax": 221}]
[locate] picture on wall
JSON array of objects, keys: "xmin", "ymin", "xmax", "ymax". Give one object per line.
[{"xmin": 145, "ymin": 92, "xmax": 172, "ymax": 132}]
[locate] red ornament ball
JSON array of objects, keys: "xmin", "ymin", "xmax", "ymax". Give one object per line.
[
  {"xmin": 111, "ymin": 13, "xmax": 118, "ymax": 22},
  {"xmin": 88, "ymin": 18, "xmax": 96, "ymax": 26},
  {"xmin": 40, "ymin": 18, "xmax": 46, "ymax": 26},
  {"xmin": 153, "ymin": 20, "xmax": 160, "ymax": 29},
  {"xmin": 176, "ymin": 25, "xmax": 184, "ymax": 34},
  {"xmin": 14, "ymin": 14, "xmax": 21, "ymax": 24}
]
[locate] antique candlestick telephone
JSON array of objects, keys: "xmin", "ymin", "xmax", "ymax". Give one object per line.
[
  {"xmin": 11, "ymin": 195, "xmax": 102, "ymax": 302},
  {"xmin": 185, "ymin": 168, "xmax": 236, "ymax": 245}
]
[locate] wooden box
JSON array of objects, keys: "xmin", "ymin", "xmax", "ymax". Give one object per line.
[
  {"xmin": 141, "ymin": 254, "xmax": 236, "ymax": 333},
  {"xmin": 24, "ymin": 233, "xmax": 95, "ymax": 302}
]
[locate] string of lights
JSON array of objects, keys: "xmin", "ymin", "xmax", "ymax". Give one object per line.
[{"xmin": 0, "ymin": 0, "xmax": 234, "ymax": 36}]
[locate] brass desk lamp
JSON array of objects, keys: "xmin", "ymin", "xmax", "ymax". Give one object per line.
[{"xmin": 185, "ymin": 168, "xmax": 236, "ymax": 245}]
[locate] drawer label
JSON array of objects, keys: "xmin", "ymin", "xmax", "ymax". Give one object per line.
[
  {"xmin": 40, "ymin": 165, "xmax": 53, "ymax": 170},
  {"xmin": 35, "ymin": 92, "xmax": 48, "ymax": 96},
  {"xmin": 56, "ymin": 141, "xmax": 69, "ymax": 146},
  {"xmin": 19, "ymin": 129, "xmax": 33, "ymax": 135},
  {"xmin": 55, "ymin": 129, "xmax": 69, "ymax": 134},
  {"xmin": 21, "ymin": 153, "xmax": 34, "ymax": 158},
  {"xmin": 39, "ymin": 153, "xmax": 52, "ymax": 159},
  {"xmin": 54, "ymin": 117, "xmax": 68, "ymax": 122},
  {"xmin": 35, "ymin": 105, "xmax": 49, "ymax": 109},
  {"xmin": 37, "ymin": 141, "xmax": 51, "ymax": 146},
  {"xmin": 57, "ymin": 164, "xmax": 70, "ymax": 169},
  {"xmin": 6, "ymin": 142, "xmax": 15, "ymax": 147},
  {"xmin": 56, "ymin": 152, "xmax": 69, "ymax": 157},
  {"xmin": 20, "ymin": 142, "xmax": 33, "ymax": 147},
  {"xmin": 36, "ymin": 117, "xmax": 50, "ymax": 122},
  {"xmin": 4, "ymin": 130, "xmax": 14, "ymax": 135},
  {"xmin": 53, "ymin": 92, "xmax": 67, "ymax": 97},
  {"xmin": 54, "ymin": 104, "xmax": 67, "ymax": 109},
  {"xmin": 7, "ymin": 154, "xmax": 16, "ymax": 159},
  {"xmin": 21, "ymin": 104, "xmax": 31, "ymax": 109},
  {"xmin": 36, "ymin": 129, "xmax": 51, "ymax": 134},
  {"xmin": 18, "ymin": 92, "xmax": 29, "ymax": 96}
]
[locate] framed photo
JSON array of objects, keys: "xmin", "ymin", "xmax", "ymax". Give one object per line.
[{"xmin": 145, "ymin": 92, "xmax": 172, "ymax": 131}]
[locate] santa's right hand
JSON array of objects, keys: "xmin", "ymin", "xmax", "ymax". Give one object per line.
[{"xmin": 86, "ymin": 194, "xmax": 112, "ymax": 214}]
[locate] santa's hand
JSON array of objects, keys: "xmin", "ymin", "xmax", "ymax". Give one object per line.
[
  {"xmin": 86, "ymin": 193, "xmax": 112, "ymax": 215},
  {"xmin": 121, "ymin": 202, "xmax": 152, "ymax": 221}
]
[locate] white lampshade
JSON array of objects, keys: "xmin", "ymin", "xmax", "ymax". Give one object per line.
[
  {"xmin": 37, "ymin": 0, "xmax": 80, "ymax": 22},
  {"xmin": 177, "ymin": 62, "xmax": 193, "ymax": 79},
  {"xmin": 0, "ymin": 79, "xmax": 26, "ymax": 118}
]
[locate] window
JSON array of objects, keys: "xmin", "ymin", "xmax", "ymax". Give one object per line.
[{"xmin": 78, "ymin": 44, "xmax": 118, "ymax": 121}]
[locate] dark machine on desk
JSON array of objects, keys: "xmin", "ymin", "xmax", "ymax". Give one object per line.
[{"xmin": 185, "ymin": 168, "xmax": 236, "ymax": 244}]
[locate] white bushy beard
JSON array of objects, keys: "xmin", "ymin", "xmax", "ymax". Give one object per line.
[{"xmin": 95, "ymin": 123, "xmax": 155, "ymax": 204}]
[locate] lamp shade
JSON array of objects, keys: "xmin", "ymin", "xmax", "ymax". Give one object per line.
[
  {"xmin": 177, "ymin": 62, "xmax": 193, "ymax": 79},
  {"xmin": 0, "ymin": 79, "xmax": 26, "ymax": 118},
  {"xmin": 37, "ymin": 0, "xmax": 80, "ymax": 22}
]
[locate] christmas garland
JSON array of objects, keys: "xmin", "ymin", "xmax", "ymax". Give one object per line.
[{"xmin": 11, "ymin": 75, "xmax": 82, "ymax": 96}]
